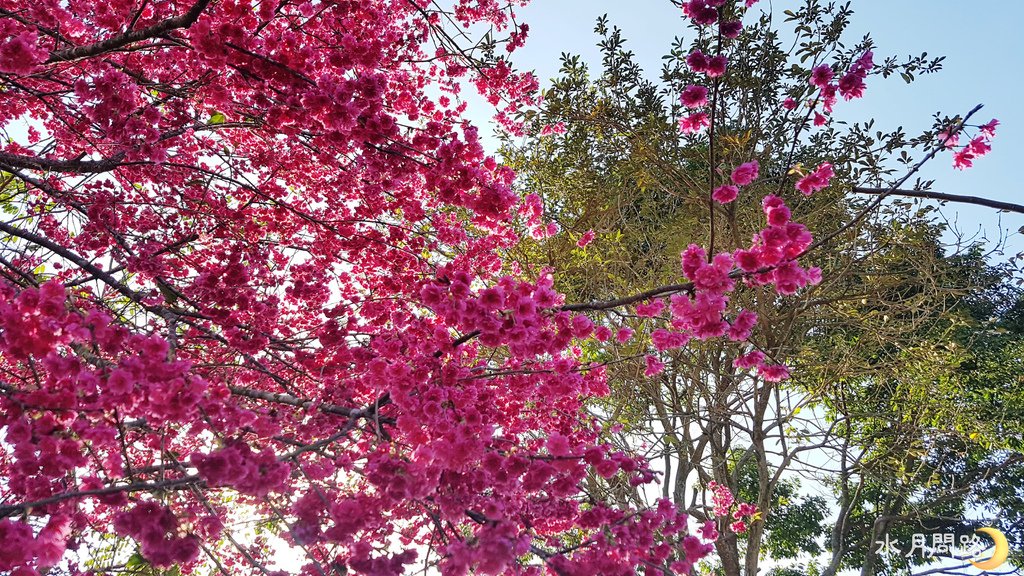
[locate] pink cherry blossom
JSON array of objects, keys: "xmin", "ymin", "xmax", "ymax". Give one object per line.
[
  {"xmin": 679, "ymin": 111, "xmax": 711, "ymax": 133},
  {"xmin": 795, "ymin": 162, "xmax": 835, "ymax": 196},
  {"xmin": 730, "ymin": 161, "xmax": 760, "ymax": 186},
  {"xmin": 680, "ymin": 85, "xmax": 710, "ymax": 108},
  {"xmin": 810, "ymin": 64, "xmax": 834, "ymax": 88},
  {"xmin": 721, "ymin": 20, "xmax": 743, "ymax": 38},
  {"xmin": 577, "ymin": 229, "xmax": 596, "ymax": 247},
  {"xmin": 712, "ymin": 185, "xmax": 740, "ymax": 203},
  {"xmin": 707, "ymin": 55, "xmax": 728, "ymax": 78},
  {"xmin": 644, "ymin": 355, "xmax": 666, "ymax": 376},
  {"xmin": 687, "ymin": 50, "xmax": 710, "ymax": 73}
]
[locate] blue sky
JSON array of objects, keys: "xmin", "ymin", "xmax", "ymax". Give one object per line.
[{"xmin": 479, "ymin": 0, "xmax": 1024, "ymax": 261}]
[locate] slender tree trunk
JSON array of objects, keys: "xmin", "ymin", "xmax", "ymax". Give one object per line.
[
  {"xmin": 744, "ymin": 520, "xmax": 765, "ymax": 576},
  {"xmin": 860, "ymin": 507, "xmax": 894, "ymax": 576},
  {"xmin": 716, "ymin": 529, "xmax": 743, "ymax": 576}
]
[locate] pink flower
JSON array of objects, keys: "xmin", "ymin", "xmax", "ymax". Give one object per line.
[
  {"xmin": 593, "ymin": 325, "xmax": 612, "ymax": 342},
  {"xmin": 720, "ymin": 20, "xmax": 743, "ymax": 39},
  {"xmin": 706, "ymin": 55, "xmax": 727, "ymax": 78},
  {"xmin": 615, "ymin": 327, "xmax": 634, "ymax": 343},
  {"xmin": 546, "ymin": 433, "xmax": 571, "ymax": 456},
  {"xmin": 761, "ymin": 194, "xmax": 784, "ymax": 212},
  {"xmin": 684, "ymin": 0, "xmax": 718, "ymax": 25},
  {"xmin": 794, "ymin": 162, "xmax": 834, "ymax": 196},
  {"xmin": 782, "ymin": 97, "xmax": 798, "ymax": 110},
  {"xmin": 937, "ymin": 128, "xmax": 960, "ymax": 149},
  {"xmin": 968, "ymin": 136, "xmax": 991, "ymax": 156},
  {"xmin": 730, "ymin": 520, "xmax": 748, "ymax": 534},
  {"xmin": 682, "ymin": 535, "xmax": 714, "ymax": 560},
  {"xmin": 680, "ymin": 85, "xmax": 709, "ymax": 108},
  {"xmin": 810, "ymin": 65, "xmax": 833, "ymax": 88},
  {"xmin": 734, "ymin": 350, "xmax": 765, "ymax": 369},
  {"xmin": 539, "ymin": 122, "xmax": 566, "ymax": 136},
  {"xmin": 708, "ymin": 480, "xmax": 734, "ymax": 515},
  {"xmin": 838, "ymin": 74, "xmax": 866, "ymax": 100},
  {"xmin": 686, "ymin": 50, "xmax": 709, "ymax": 73},
  {"xmin": 734, "ymin": 249, "xmax": 760, "ymax": 272},
  {"xmin": 0, "ymin": 25, "xmax": 48, "ymax": 76},
  {"xmin": 759, "ymin": 364, "xmax": 790, "ymax": 382},
  {"xmin": 644, "ymin": 355, "xmax": 665, "ymax": 376},
  {"xmin": 813, "ymin": 112, "xmax": 827, "ymax": 126},
  {"xmin": 980, "ymin": 119, "xmax": 999, "ymax": 138},
  {"xmin": 576, "ymin": 229, "xmax": 596, "ymax": 248},
  {"xmin": 635, "ymin": 300, "xmax": 665, "ymax": 317},
  {"xmin": 820, "ymin": 83, "xmax": 837, "ymax": 113},
  {"xmin": 730, "ymin": 161, "xmax": 759, "ymax": 186},
  {"xmin": 699, "ymin": 520, "xmax": 719, "ymax": 540},
  {"xmin": 766, "ymin": 205, "xmax": 791, "ymax": 226},
  {"xmin": 571, "ymin": 314, "xmax": 594, "ymax": 338},
  {"xmin": 712, "ymin": 185, "xmax": 739, "ymax": 204},
  {"xmin": 838, "ymin": 50, "xmax": 872, "ymax": 100},
  {"xmin": 679, "ymin": 112, "xmax": 710, "ymax": 134},
  {"xmin": 728, "ymin": 310, "xmax": 757, "ymax": 341},
  {"xmin": 953, "ymin": 148, "xmax": 974, "ymax": 170},
  {"xmin": 734, "ymin": 502, "xmax": 758, "ymax": 518}
]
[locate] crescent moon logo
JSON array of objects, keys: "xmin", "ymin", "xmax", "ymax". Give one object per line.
[{"xmin": 971, "ymin": 527, "xmax": 1010, "ymax": 571}]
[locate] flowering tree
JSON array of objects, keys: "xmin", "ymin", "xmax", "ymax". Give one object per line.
[{"xmin": 0, "ymin": 1, "xmax": 995, "ymax": 576}]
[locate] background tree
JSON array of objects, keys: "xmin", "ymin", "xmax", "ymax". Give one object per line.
[{"xmin": 500, "ymin": 3, "xmax": 1018, "ymax": 576}]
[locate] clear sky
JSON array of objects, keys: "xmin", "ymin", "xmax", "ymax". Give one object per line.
[{"xmin": 476, "ymin": 0, "xmax": 1024, "ymax": 262}]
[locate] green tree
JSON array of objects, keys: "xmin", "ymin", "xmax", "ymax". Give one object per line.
[{"xmin": 501, "ymin": 4, "xmax": 1023, "ymax": 576}]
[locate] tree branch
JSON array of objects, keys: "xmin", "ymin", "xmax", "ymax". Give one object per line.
[
  {"xmin": 46, "ymin": 0, "xmax": 212, "ymax": 63},
  {"xmin": 853, "ymin": 187, "xmax": 1024, "ymax": 215},
  {"xmin": 0, "ymin": 151, "xmax": 126, "ymax": 173}
]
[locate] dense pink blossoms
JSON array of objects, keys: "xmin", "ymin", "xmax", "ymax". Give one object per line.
[{"xmin": 0, "ymin": 0, "xmax": 738, "ymax": 572}]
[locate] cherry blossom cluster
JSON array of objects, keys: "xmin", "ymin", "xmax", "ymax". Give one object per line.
[
  {"xmin": 671, "ymin": 2, "xmax": 822, "ymax": 382},
  {"xmin": 711, "ymin": 161, "xmax": 759, "ymax": 203},
  {"xmin": 795, "ymin": 162, "xmax": 835, "ymax": 196},
  {"xmin": 191, "ymin": 442, "xmax": 291, "ymax": 497},
  {"xmin": 633, "ymin": 195, "xmax": 816, "ymax": 383},
  {"xmin": 113, "ymin": 503, "xmax": 201, "ymax": 568},
  {"xmin": 677, "ymin": 0, "xmax": 761, "ymax": 133},
  {"xmin": 707, "ymin": 481, "xmax": 758, "ymax": 535},
  {"xmin": 942, "ymin": 119, "xmax": 998, "ymax": 170},
  {"xmin": 0, "ymin": 515, "xmax": 71, "ymax": 574},
  {"xmin": 789, "ymin": 50, "xmax": 873, "ymax": 127}
]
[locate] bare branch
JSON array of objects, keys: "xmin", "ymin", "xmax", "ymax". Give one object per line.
[{"xmin": 853, "ymin": 186, "xmax": 1024, "ymax": 215}]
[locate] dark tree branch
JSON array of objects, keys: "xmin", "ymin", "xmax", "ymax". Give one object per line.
[
  {"xmin": 853, "ymin": 187, "xmax": 1024, "ymax": 215},
  {"xmin": 560, "ymin": 281, "xmax": 696, "ymax": 313},
  {"xmin": 0, "ymin": 151, "xmax": 125, "ymax": 173},
  {"xmin": 46, "ymin": 0, "xmax": 212, "ymax": 63},
  {"xmin": 0, "ymin": 476, "xmax": 205, "ymax": 517},
  {"xmin": 803, "ymin": 103, "xmax": 985, "ymax": 256}
]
